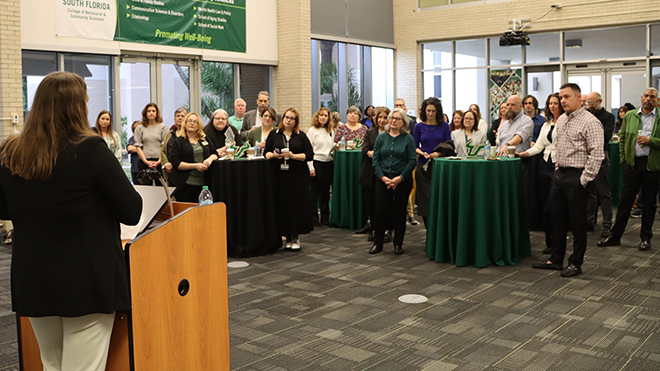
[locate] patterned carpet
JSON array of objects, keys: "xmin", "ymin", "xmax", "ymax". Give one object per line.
[{"xmin": 1, "ymin": 215, "xmax": 660, "ymax": 370}]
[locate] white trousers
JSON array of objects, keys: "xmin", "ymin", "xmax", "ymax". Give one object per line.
[{"xmin": 29, "ymin": 312, "xmax": 115, "ymax": 371}]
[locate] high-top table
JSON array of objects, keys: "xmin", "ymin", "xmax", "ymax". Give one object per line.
[
  {"xmin": 329, "ymin": 149, "xmax": 367, "ymax": 230},
  {"xmin": 208, "ymin": 158, "xmax": 281, "ymax": 257},
  {"xmin": 425, "ymin": 157, "xmax": 531, "ymax": 267}
]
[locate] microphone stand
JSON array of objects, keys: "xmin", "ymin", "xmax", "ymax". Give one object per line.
[{"xmin": 138, "ymin": 169, "xmax": 175, "ymax": 218}]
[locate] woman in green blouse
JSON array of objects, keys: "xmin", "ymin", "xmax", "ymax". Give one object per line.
[{"xmin": 370, "ymin": 108, "xmax": 417, "ymax": 255}]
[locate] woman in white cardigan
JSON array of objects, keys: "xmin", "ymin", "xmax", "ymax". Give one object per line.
[
  {"xmin": 451, "ymin": 110, "xmax": 486, "ymax": 157},
  {"xmin": 307, "ymin": 107, "xmax": 335, "ymax": 226},
  {"xmin": 516, "ymin": 93, "xmax": 564, "ymax": 254}
]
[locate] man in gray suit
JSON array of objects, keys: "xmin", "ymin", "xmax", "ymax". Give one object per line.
[{"xmin": 240, "ymin": 91, "xmax": 282, "ymax": 141}]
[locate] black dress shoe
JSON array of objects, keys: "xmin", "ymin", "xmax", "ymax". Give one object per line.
[
  {"xmin": 601, "ymin": 227, "xmax": 611, "ymax": 238},
  {"xmin": 393, "ymin": 244, "xmax": 403, "ymax": 255},
  {"xmin": 542, "ymin": 248, "xmax": 552, "ymax": 254},
  {"xmin": 638, "ymin": 240, "xmax": 652, "ymax": 251},
  {"xmin": 597, "ymin": 235, "xmax": 621, "ymax": 247},
  {"xmin": 383, "ymin": 230, "xmax": 392, "ymax": 243},
  {"xmin": 355, "ymin": 219, "xmax": 372, "ymax": 234},
  {"xmin": 561, "ymin": 264, "xmax": 582, "ymax": 277},
  {"xmin": 367, "ymin": 230, "xmax": 375, "ymax": 242},
  {"xmin": 369, "ymin": 244, "xmax": 383, "ymax": 254},
  {"xmin": 531, "ymin": 261, "xmax": 563, "ymax": 270}
]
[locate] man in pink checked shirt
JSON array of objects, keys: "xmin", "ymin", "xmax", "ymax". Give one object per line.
[{"xmin": 532, "ymin": 83, "xmax": 604, "ymax": 278}]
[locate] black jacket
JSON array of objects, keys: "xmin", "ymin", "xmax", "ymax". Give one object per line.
[
  {"xmin": 167, "ymin": 135, "xmax": 217, "ymax": 187},
  {"xmin": 0, "ymin": 136, "xmax": 142, "ymax": 317},
  {"xmin": 359, "ymin": 127, "xmax": 380, "ymax": 187}
]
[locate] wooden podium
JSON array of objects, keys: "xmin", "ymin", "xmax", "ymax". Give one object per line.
[{"xmin": 17, "ymin": 202, "xmax": 230, "ymax": 370}]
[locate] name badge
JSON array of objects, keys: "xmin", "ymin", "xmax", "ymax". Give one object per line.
[{"xmin": 280, "ymin": 163, "xmax": 289, "ymax": 171}]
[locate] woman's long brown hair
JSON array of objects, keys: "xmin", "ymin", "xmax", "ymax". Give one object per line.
[{"xmin": 1, "ymin": 71, "xmax": 95, "ymax": 180}]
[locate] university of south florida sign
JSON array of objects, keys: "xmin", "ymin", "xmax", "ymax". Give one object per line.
[{"xmin": 57, "ymin": 0, "xmax": 247, "ymax": 53}]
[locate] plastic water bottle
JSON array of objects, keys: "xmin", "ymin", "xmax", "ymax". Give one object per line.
[
  {"xmin": 340, "ymin": 139, "xmax": 346, "ymax": 151},
  {"xmin": 483, "ymin": 140, "xmax": 490, "ymax": 160},
  {"xmin": 255, "ymin": 145, "xmax": 261, "ymax": 157},
  {"xmin": 198, "ymin": 186, "xmax": 213, "ymax": 205}
]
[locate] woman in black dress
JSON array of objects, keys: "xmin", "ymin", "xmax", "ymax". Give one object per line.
[
  {"xmin": 265, "ymin": 108, "xmax": 314, "ymax": 251},
  {"xmin": 167, "ymin": 112, "xmax": 218, "ymax": 202},
  {"xmin": 0, "ymin": 71, "xmax": 142, "ymax": 370}
]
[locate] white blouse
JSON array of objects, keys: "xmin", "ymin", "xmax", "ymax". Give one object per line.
[
  {"xmin": 306, "ymin": 126, "xmax": 336, "ymax": 171},
  {"xmin": 526, "ymin": 120, "xmax": 556, "ymax": 163},
  {"xmin": 451, "ymin": 129, "xmax": 487, "ymax": 157}
]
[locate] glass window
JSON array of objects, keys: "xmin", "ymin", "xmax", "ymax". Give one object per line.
[
  {"xmin": 567, "ymin": 75, "xmax": 602, "ymax": 95},
  {"xmin": 526, "ymin": 33, "xmax": 560, "ymax": 64},
  {"xmin": 652, "ymin": 65, "xmax": 660, "ymax": 91},
  {"xmin": 419, "ymin": 0, "xmax": 448, "ymax": 7},
  {"xmin": 651, "ymin": 24, "xmax": 660, "ymax": 57},
  {"xmin": 318, "ymin": 41, "xmax": 340, "ymax": 113},
  {"xmin": 63, "ymin": 54, "xmax": 112, "ymax": 128},
  {"xmin": 423, "ymin": 70, "xmax": 452, "ymax": 113},
  {"xmin": 455, "ymin": 69, "xmax": 487, "ymax": 116},
  {"xmin": 22, "ymin": 51, "xmax": 58, "ymax": 115},
  {"xmin": 346, "ymin": 44, "xmax": 363, "ymax": 109},
  {"xmin": 160, "ymin": 63, "xmax": 191, "ymax": 125},
  {"xmin": 526, "ymin": 71, "xmax": 561, "ymax": 109},
  {"xmin": 456, "ymin": 39, "xmax": 485, "ymax": 68},
  {"xmin": 120, "ymin": 61, "xmax": 152, "ymax": 143},
  {"xmin": 239, "ymin": 64, "xmax": 270, "ymax": 113},
  {"xmin": 564, "ymin": 26, "xmax": 646, "ymax": 61},
  {"xmin": 489, "ymin": 38, "xmax": 521, "ymax": 65},
  {"xmin": 423, "ymin": 42, "xmax": 452, "ymax": 69},
  {"xmin": 201, "ymin": 61, "xmax": 234, "ymax": 124},
  {"xmin": 371, "ymin": 47, "xmax": 394, "ymax": 108}
]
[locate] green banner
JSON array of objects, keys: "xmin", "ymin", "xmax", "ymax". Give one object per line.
[{"xmin": 115, "ymin": 0, "xmax": 246, "ymax": 53}]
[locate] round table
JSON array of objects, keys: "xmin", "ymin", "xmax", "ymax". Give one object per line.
[
  {"xmin": 425, "ymin": 157, "xmax": 531, "ymax": 267},
  {"xmin": 329, "ymin": 149, "xmax": 366, "ymax": 230},
  {"xmin": 208, "ymin": 158, "xmax": 281, "ymax": 257}
]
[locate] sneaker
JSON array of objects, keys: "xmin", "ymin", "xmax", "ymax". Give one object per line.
[
  {"xmin": 631, "ymin": 208, "xmax": 643, "ymax": 218},
  {"xmin": 407, "ymin": 216, "xmax": 419, "ymax": 226},
  {"xmin": 284, "ymin": 238, "xmax": 292, "ymax": 249},
  {"xmin": 291, "ymin": 236, "xmax": 301, "ymax": 251}
]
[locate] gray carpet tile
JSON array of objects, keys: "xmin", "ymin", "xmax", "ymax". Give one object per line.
[{"xmin": 1, "ymin": 214, "xmax": 660, "ymax": 370}]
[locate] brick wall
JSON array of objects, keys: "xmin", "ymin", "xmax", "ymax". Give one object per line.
[
  {"xmin": 0, "ymin": 0, "xmax": 23, "ymax": 140},
  {"xmin": 273, "ymin": 0, "xmax": 312, "ymax": 129},
  {"xmin": 393, "ymin": 0, "xmax": 660, "ymax": 111}
]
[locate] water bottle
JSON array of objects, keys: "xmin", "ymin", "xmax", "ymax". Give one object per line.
[
  {"xmin": 255, "ymin": 144, "xmax": 261, "ymax": 157},
  {"xmin": 340, "ymin": 139, "xmax": 346, "ymax": 151},
  {"xmin": 198, "ymin": 186, "xmax": 213, "ymax": 205},
  {"xmin": 483, "ymin": 140, "xmax": 490, "ymax": 160}
]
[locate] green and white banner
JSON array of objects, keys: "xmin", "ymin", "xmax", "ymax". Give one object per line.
[{"xmin": 56, "ymin": 0, "xmax": 246, "ymax": 53}]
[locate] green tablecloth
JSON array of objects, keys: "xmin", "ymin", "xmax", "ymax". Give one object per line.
[
  {"xmin": 329, "ymin": 150, "xmax": 366, "ymax": 230},
  {"xmin": 425, "ymin": 157, "xmax": 531, "ymax": 267},
  {"xmin": 609, "ymin": 141, "xmax": 622, "ymax": 207}
]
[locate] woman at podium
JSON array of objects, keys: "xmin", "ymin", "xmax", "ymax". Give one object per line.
[{"xmin": 0, "ymin": 71, "xmax": 143, "ymax": 371}]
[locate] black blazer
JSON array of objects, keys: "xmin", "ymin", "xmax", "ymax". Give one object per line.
[
  {"xmin": 359, "ymin": 127, "xmax": 380, "ymax": 188},
  {"xmin": 0, "ymin": 136, "xmax": 142, "ymax": 317},
  {"xmin": 167, "ymin": 135, "xmax": 217, "ymax": 188},
  {"xmin": 204, "ymin": 124, "xmax": 241, "ymax": 151}
]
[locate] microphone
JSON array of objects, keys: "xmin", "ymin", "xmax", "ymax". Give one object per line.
[{"xmin": 137, "ymin": 169, "xmax": 175, "ymax": 218}]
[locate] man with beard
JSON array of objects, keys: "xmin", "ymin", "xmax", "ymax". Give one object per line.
[
  {"xmin": 533, "ymin": 83, "xmax": 603, "ymax": 277},
  {"xmin": 599, "ymin": 88, "xmax": 660, "ymax": 251},
  {"xmin": 585, "ymin": 92, "xmax": 615, "ymax": 236},
  {"xmin": 496, "ymin": 95, "xmax": 533, "ymax": 156},
  {"xmin": 240, "ymin": 91, "xmax": 282, "ymax": 141}
]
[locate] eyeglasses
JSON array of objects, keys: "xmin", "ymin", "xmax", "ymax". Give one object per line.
[
  {"xmin": 391, "ymin": 117, "xmax": 403, "ymax": 122},
  {"xmin": 586, "ymin": 101, "xmax": 599, "ymax": 106},
  {"xmin": 186, "ymin": 119, "xmax": 198, "ymax": 124},
  {"xmin": 284, "ymin": 116, "xmax": 296, "ymax": 121}
]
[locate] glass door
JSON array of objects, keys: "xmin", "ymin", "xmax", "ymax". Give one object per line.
[
  {"xmin": 567, "ymin": 61, "xmax": 646, "ymax": 115},
  {"xmin": 158, "ymin": 60, "xmax": 192, "ymax": 128}
]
